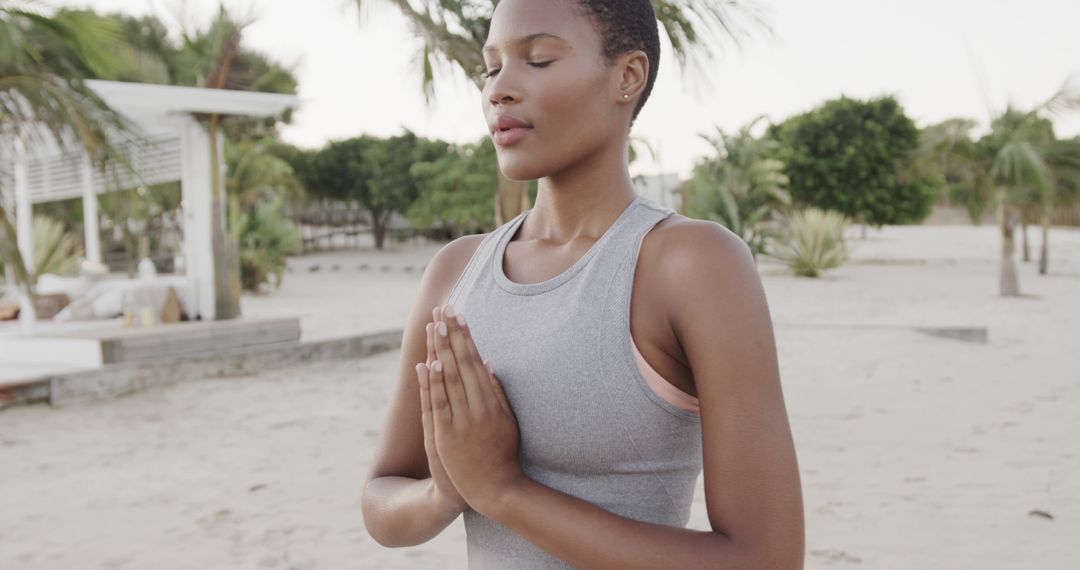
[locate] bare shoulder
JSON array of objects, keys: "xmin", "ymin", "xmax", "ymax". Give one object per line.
[
  {"xmin": 639, "ymin": 213, "xmax": 766, "ymax": 339},
  {"xmin": 421, "ymin": 233, "xmax": 489, "ymax": 298},
  {"xmin": 641, "ymin": 213, "xmax": 756, "ymax": 284}
]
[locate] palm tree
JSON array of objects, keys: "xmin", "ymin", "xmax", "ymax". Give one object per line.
[
  {"xmin": 167, "ymin": 5, "xmax": 298, "ymax": 318},
  {"xmin": 226, "ymin": 138, "xmax": 304, "ymax": 214},
  {"xmin": 914, "ymin": 118, "xmax": 994, "ymax": 225},
  {"xmin": 0, "ymin": 4, "xmax": 130, "ymax": 317},
  {"xmin": 353, "ymin": 0, "xmax": 771, "ymax": 225},
  {"xmin": 226, "ymin": 139, "xmax": 303, "ymax": 291},
  {"xmin": 685, "ymin": 116, "xmax": 790, "ymax": 258},
  {"xmin": 984, "ymin": 78, "xmax": 1080, "ymax": 293}
]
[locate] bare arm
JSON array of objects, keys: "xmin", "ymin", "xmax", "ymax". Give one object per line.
[
  {"xmin": 360, "ymin": 234, "xmax": 486, "ymax": 547},
  {"xmin": 361, "ymin": 476, "xmax": 463, "ymax": 547},
  {"xmin": 472, "ymin": 221, "xmax": 805, "ymax": 568}
]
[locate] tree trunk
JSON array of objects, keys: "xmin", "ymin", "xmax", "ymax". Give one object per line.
[
  {"xmin": 853, "ymin": 212, "xmax": 867, "ymax": 239},
  {"xmin": 206, "ymin": 32, "xmax": 242, "ymax": 320},
  {"xmin": 999, "ymin": 203, "xmax": 1020, "ymax": 297},
  {"xmin": 1021, "ymin": 213, "xmax": 1030, "ymax": 262},
  {"xmin": 373, "ymin": 210, "xmax": 387, "ymax": 250},
  {"xmin": 1039, "ymin": 209, "xmax": 1050, "ymax": 275},
  {"xmin": 494, "ymin": 168, "xmax": 531, "ymax": 226},
  {"xmin": 209, "ymin": 115, "xmax": 242, "ymax": 320}
]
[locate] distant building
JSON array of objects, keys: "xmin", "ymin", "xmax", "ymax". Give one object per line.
[{"xmin": 633, "ymin": 172, "xmax": 683, "ymax": 212}]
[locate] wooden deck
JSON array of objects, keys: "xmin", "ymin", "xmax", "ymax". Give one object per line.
[{"xmin": 0, "ymin": 316, "xmax": 300, "ymax": 371}]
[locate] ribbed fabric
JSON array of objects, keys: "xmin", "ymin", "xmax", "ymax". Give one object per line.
[{"xmin": 445, "ymin": 193, "xmax": 703, "ymax": 569}]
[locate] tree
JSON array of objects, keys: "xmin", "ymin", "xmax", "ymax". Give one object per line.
[
  {"xmin": 353, "ymin": 0, "xmax": 771, "ymax": 225},
  {"xmin": 769, "ymin": 95, "xmax": 938, "ymax": 233},
  {"xmin": 224, "ymin": 139, "xmax": 303, "ymax": 290},
  {"xmin": 304, "ymin": 132, "xmax": 446, "ymax": 248},
  {"xmin": 0, "ymin": 5, "xmax": 131, "ymax": 318},
  {"xmin": 974, "ymin": 77, "xmax": 1080, "ymax": 296},
  {"xmin": 409, "ymin": 137, "xmax": 501, "ymax": 237},
  {"xmin": 173, "ymin": 6, "xmax": 284, "ymax": 317},
  {"xmin": 365, "ymin": 132, "xmax": 450, "ymax": 246},
  {"xmin": 685, "ymin": 116, "xmax": 790, "ymax": 257},
  {"xmin": 230, "ymin": 192, "xmax": 299, "ymax": 292},
  {"xmin": 226, "ymin": 138, "xmax": 304, "ymax": 214},
  {"xmin": 912, "ymin": 118, "xmax": 994, "ymax": 225}
]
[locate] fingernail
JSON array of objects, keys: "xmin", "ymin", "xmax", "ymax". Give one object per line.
[
  {"xmin": 486, "ymin": 360, "xmax": 494, "ymax": 374},
  {"xmin": 437, "ymin": 321, "xmax": 447, "ymax": 337},
  {"xmin": 416, "ymin": 363, "xmax": 425, "ymax": 374},
  {"xmin": 455, "ymin": 314, "xmax": 466, "ymax": 326},
  {"xmin": 444, "ymin": 304, "xmax": 456, "ymax": 318},
  {"xmin": 432, "ymin": 360, "xmax": 442, "ymax": 372}
]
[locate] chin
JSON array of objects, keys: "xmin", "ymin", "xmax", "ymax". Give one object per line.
[{"xmin": 496, "ymin": 154, "xmax": 553, "ymax": 182}]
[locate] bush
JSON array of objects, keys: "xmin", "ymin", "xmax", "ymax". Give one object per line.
[
  {"xmin": 767, "ymin": 208, "xmax": 851, "ymax": 277},
  {"xmin": 233, "ymin": 193, "xmax": 300, "ymax": 291},
  {"xmin": 33, "ymin": 215, "xmax": 84, "ymax": 279}
]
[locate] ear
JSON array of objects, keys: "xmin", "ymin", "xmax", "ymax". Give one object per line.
[{"xmin": 616, "ymin": 49, "xmax": 649, "ymax": 103}]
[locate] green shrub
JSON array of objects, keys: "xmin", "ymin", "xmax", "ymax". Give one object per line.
[
  {"xmin": 767, "ymin": 208, "xmax": 851, "ymax": 277},
  {"xmin": 33, "ymin": 215, "xmax": 84, "ymax": 278},
  {"xmin": 232, "ymin": 193, "xmax": 300, "ymax": 291}
]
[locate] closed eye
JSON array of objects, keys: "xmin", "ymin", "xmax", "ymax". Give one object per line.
[{"xmin": 482, "ymin": 61, "xmax": 554, "ymax": 80}]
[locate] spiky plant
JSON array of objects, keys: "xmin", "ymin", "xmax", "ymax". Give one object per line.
[{"xmin": 767, "ymin": 207, "xmax": 850, "ymax": 278}]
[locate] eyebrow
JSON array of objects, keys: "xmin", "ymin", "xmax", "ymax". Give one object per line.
[{"xmin": 482, "ymin": 32, "xmax": 567, "ymax": 54}]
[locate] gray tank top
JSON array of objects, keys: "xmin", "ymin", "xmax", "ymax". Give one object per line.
[{"xmin": 445, "ymin": 193, "xmax": 703, "ymax": 569}]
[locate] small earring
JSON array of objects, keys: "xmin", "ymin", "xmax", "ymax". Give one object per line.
[{"xmin": 622, "ymin": 94, "xmax": 630, "ymax": 100}]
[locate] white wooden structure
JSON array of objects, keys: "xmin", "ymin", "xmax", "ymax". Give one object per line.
[{"xmin": 2, "ymin": 80, "xmax": 299, "ymax": 323}]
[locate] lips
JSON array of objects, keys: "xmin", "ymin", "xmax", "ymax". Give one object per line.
[{"xmin": 492, "ymin": 114, "xmax": 533, "ymax": 146}]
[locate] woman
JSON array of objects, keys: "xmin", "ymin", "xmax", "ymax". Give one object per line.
[{"xmin": 361, "ymin": 0, "xmax": 805, "ymax": 567}]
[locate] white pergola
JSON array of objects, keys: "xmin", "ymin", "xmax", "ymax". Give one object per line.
[{"xmin": 3, "ymin": 79, "xmax": 299, "ymax": 324}]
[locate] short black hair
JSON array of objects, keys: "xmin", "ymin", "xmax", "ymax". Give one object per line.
[{"xmin": 573, "ymin": 0, "xmax": 661, "ymax": 124}]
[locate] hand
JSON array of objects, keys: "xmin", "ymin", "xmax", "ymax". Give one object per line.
[
  {"xmin": 415, "ymin": 306, "xmax": 467, "ymax": 514},
  {"xmin": 422, "ymin": 303, "xmax": 525, "ymax": 518}
]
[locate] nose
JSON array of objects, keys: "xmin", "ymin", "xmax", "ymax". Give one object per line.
[{"xmin": 485, "ymin": 68, "xmax": 520, "ymax": 107}]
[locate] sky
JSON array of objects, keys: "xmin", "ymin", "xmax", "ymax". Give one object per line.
[{"xmin": 53, "ymin": 0, "xmax": 1080, "ymax": 179}]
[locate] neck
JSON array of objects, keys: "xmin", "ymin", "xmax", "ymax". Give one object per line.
[{"xmin": 525, "ymin": 137, "xmax": 637, "ymax": 244}]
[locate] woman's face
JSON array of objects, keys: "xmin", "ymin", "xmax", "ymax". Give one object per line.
[{"xmin": 481, "ymin": 0, "xmax": 627, "ymax": 181}]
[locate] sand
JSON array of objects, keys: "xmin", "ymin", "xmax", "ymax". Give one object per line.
[{"xmin": 1, "ymin": 223, "xmax": 1078, "ymax": 569}]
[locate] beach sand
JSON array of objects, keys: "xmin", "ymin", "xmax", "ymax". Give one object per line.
[{"xmin": 1, "ymin": 224, "xmax": 1078, "ymax": 568}]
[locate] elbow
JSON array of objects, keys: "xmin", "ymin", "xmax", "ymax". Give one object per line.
[
  {"xmin": 360, "ymin": 478, "xmax": 429, "ymax": 549},
  {"xmin": 716, "ymin": 532, "xmax": 804, "ymax": 570},
  {"xmin": 361, "ymin": 480, "xmax": 399, "ymax": 548},
  {"xmin": 759, "ymin": 536, "xmax": 806, "ymax": 569},
  {"xmin": 755, "ymin": 548, "xmax": 804, "ymax": 570}
]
